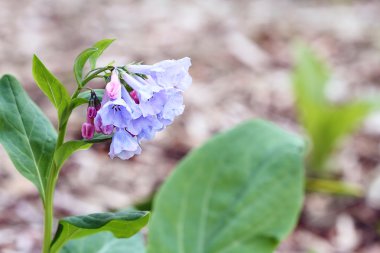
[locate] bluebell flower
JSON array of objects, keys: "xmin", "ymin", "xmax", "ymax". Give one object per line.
[
  {"xmin": 109, "ymin": 128, "xmax": 141, "ymax": 160},
  {"xmin": 126, "ymin": 57, "xmax": 192, "ymax": 90},
  {"xmin": 129, "ymin": 115, "xmax": 164, "ymax": 141},
  {"xmin": 157, "ymin": 89, "xmax": 184, "ymax": 127},
  {"xmin": 95, "ymin": 86, "xmax": 141, "ymax": 129}
]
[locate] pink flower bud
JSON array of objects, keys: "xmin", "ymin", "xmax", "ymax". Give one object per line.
[
  {"xmin": 102, "ymin": 125, "xmax": 114, "ymax": 135},
  {"xmin": 95, "ymin": 102, "xmax": 101, "ymax": 111},
  {"xmin": 87, "ymin": 106, "xmax": 97, "ymax": 119},
  {"xmin": 94, "ymin": 116, "xmax": 114, "ymax": 135},
  {"xmin": 106, "ymin": 71, "xmax": 121, "ymax": 100},
  {"xmin": 130, "ymin": 90, "xmax": 139, "ymax": 104},
  {"xmin": 82, "ymin": 122, "xmax": 95, "ymax": 139}
]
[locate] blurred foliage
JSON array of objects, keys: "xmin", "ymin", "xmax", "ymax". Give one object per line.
[
  {"xmin": 292, "ymin": 44, "xmax": 375, "ymax": 172},
  {"xmin": 306, "ymin": 178, "xmax": 362, "ymax": 197}
]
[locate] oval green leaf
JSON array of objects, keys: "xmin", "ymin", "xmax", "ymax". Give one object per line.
[
  {"xmin": 148, "ymin": 120, "xmax": 305, "ymax": 253},
  {"xmin": 89, "ymin": 39, "xmax": 115, "ymax": 70},
  {"xmin": 74, "ymin": 48, "xmax": 98, "ymax": 86},
  {"xmin": 51, "ymin": 211, "xmax": 149, "ymax": 253},
  {"xmin": 0, "ymin": 75, "xmax": 57, "ymax": 201},
  {"xmin": 32, "ymin": 55, "xmax": 70, "ymax": 119},
  {"xmin": 61, "ymin": 232, "xmax": 145, "ymax": 253}
]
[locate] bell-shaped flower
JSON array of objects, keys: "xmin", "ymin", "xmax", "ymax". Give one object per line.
[
  {"xmin": 109, "ymin": 128, "xmax": 141, "ymax": 160},
  {"xmin": 129, "ymin": 115, "xmax": 164, "ymax": 141},
  {"xmin": 95, "ymin": 86, "xmax": 142, "ymax": 129},
  {"xmin": 122, "ymin": 73, "xmax": 162, "ymax": 102},
  {"xmin": 158, "ymin": 89, "xmax": 185, "ymax": 127},
  {"xmin": 126, "ymin": 57, "xmax": 192, "ymax": 90}
]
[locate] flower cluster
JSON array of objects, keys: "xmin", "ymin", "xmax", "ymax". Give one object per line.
[{"xmin": 82, "ymin": 57, "xmax": 192, "ymax": 160}]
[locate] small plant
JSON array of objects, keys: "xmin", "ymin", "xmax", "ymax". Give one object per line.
[
  {"xmin": 0, "ymin": 39, "xmax": 305, "ymax": 252},
  {"xmin": 292, "ymin": 45, "xmax": 375, "ymax": 173}
]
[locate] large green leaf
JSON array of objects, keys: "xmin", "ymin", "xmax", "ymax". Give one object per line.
[
  {"xmin": 74, "ymin": 48, "xmax": 98, "ymax": 86},
  {"xmin": 89, "ymin": 39, "xmax": 115, "ymax": 69},
  {"xmin": 292, "ymin": 45, "xmax": 374, "ymax": 171},
  {"xmin": 54, "ymin": 140, "xmax": 92, "ymax": 171},
  {"xmin": 32, "ymin": 55, "xmax": 70, "ymax": 119},
  {"xmin": 51, "ymin": 211, "xmax": 150, "ymax": 253},
  {"xmin": 61, "ymin": 232, "xmax": 145, "ymax": 253},
  {"xmin": 148, "ymin": 120, "xmax": 305, "ymax": 253},
  {"xmin": 0, "ymin": 75, "xmax": 57, "ymax": 200}
]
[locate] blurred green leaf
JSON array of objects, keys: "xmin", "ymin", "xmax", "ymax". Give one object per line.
[
  {"xmin": 54, "ymin": 140, "xmax": 92, "ymax": 171},
  {"xmin": 0, "ymin": 75, "xmax": 57, "ymax": 201},
  {"xmin": 148, "ymin": 120, "xmax": 305, "ymax": 253},
  {"xmin": 32, "ymin": 55, "xmax": 70, "ymax": 119},
  {"xmin": 306, "ymin": 177, "xmax": 363, "ymax": 197},
  {"xmin": 51, "ymin": 211, "xmax": 149, "ymax": 253},
  {"xmin": 292, "ymin": 45, "xmax": 374, "ymax": 171},
  {"xmin": 74, "ymin": 48, "xmax": 98, "ymax": 86},
  {"xmin": 60, "ymin": 232, "xmax": 145, "ymax": 253},
  {"xmin": 89, "ymin": 39, "xmax": 115, "ymax": 70}
]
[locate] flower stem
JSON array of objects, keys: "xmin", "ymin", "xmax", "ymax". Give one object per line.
[
  {"xmin": 81, "ymin": 66, "xmax": 114, "ymax": 87},
  {"xmin": 42, "ymin": 172, "xmax": 56, "ymax": 253},
  {"xmin": 41, "ymin": 66, "xmax": 112, "ymax": 253},
  {"xmin": 41, "ymin": 114, "xmax": 69, "ymax": 253}
]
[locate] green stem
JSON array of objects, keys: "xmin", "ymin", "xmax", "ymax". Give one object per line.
[
  {"xmin": 42, "ymin": 123, "xmax": 67, "ymax": 253},
  {"xmin": 41, "ymin": 66, "xmax": 112, "ymax": 253},
  {"xmin": 81, "ymin": 66, "xmax": 113, "ymax": 87},
  {"xmin": 42, "ymin": 171, "xmax": 57, "ymax": 253}
]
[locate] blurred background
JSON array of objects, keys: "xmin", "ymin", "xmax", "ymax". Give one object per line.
[{"xmin": 1, "ymin": 0, "xmax": 380, "ymax": 252}]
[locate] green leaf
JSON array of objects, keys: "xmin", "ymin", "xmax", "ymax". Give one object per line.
[
  {"xmin": 51, "ymin": 211, "xmax": 150, "ymax": 253},
  {"xmin": 54, "ymin": 140, "xmax": 92, "ymax": 170},
  {"xmin": 292, "ymin": 44, "xmax": 374, "ymax": 171},
  {"xmin": 61, "ymin": 232, "xmax": 145, "ymax": 253},
  {"xmin": 148, "ymin": 120, "xmax": 305, "ymax": 253},
  {"xmin": 32, "ymin": 55, "xmax": 70, "ymax": 119},
  {"xmin": 306, "ymin": 177, "xmax": 362, "ymax": 197},
  {"xmin": 0, "ymin": 75, "xmax": 57, "ymax": 200},
  {"xmin": 89, "ymin": 39, "xmax": 115, "ymax": 70},
  {"xmin": 74, "ymin": 48, "xmax": 98, "ymax": 86}
]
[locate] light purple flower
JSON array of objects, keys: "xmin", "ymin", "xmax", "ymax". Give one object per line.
[
  {"xmin": 94, "ymin": 116, "xmax": 113, "ymax": 135},
  {"xmin": 129, "ymin": 115, "xmax": 164, "ymax": 141},
  {"xmin": 126, "ymin": 57, "xmax": 192, "ymax": 90},
  {"xmin": 87, "ymin": 57, "xmax": 191, "ymax": 160},
  {"xmin": 122, "ymin": 73, "xmax": 162, "ymax": 102},
  {"xmin": 109, "ymin": 128, "xmax": 141, "ymax": 160},
  {"xmin": 157, "ymin": 89, "xmax": 184, "ymax": 127},
  {"xmin": 95, "ymin": 86, "xmax": 141, "ymax": 129}
]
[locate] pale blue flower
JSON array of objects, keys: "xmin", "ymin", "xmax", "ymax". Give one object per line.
[
  {"xmin": 127, "ymin": 57, "xmax": 192, "ymax": 90},
  {"xmin": 109, "ymin": 128, "xmax": 141, "ymax": 160},
  {"xmin": 95, "ymin": 86, "xmax": 141, "ymax": 129}
]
